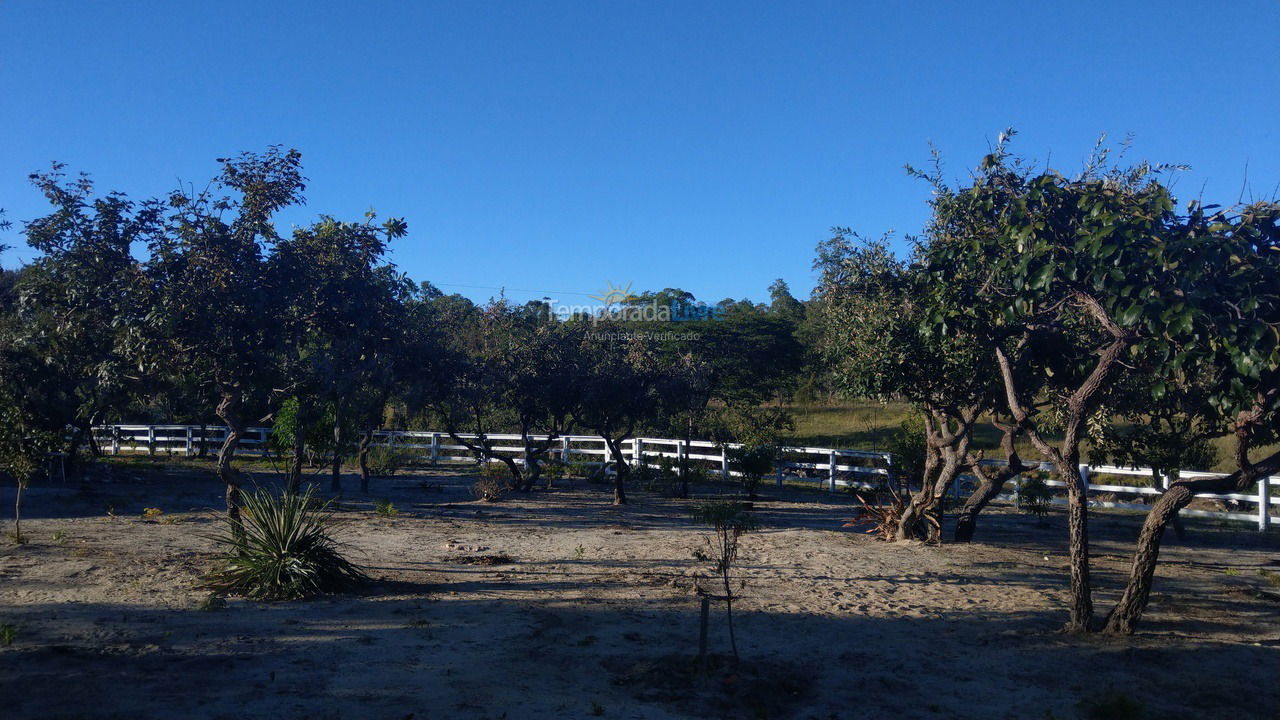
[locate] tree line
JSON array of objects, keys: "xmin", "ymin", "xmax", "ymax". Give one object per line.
[
  {"xmin": 0, "ymin": 147, "xmax": 808, "ymax": 517},
  {"xmin": 2, "ymin": 134, "xmax": 1277, "ymax": 636}
]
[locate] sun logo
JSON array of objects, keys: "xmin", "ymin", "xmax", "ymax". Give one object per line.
[{"xmin": 590, "ymin": 280, "xmax": 636, "ymax": 306}]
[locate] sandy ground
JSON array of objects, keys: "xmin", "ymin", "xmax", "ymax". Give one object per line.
[{"xmin": 0, "ymin": 461, "xmax": 1278, "ymax": 720}]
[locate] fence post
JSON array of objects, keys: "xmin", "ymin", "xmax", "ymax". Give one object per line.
[
  {"xmin": 147, "ymin": 426, "xmax": 156, "ymax": 457},
  {"xmin": 829, "ymin": 450, "xmax": 838, "ymax": 492},
  {"xmin": 1078, "ymin": 464, "xmax": 1090, "ymax": 506},
  {"xmin": 776, "ymin": 450, "xmax": 784, "ymax": 488},
  {"xmin": 720, "ymin": 446, "xmax": 729, "ymax": 480},
  {"xmin": 111, "ymin": 429, "xmax": 119, "ymax": 456},
  {"xmin": 633, "ymin": 438, "xmax": 643, "ymax": 468},
  {"xmin": 561, "ymin": 436, "xmax": 571, "ymax": 464},
  {"xmin": 676, "ymin": 440, "xmax": 686, "ymax": 478},
  {"xmin": 185, "ymin": 427, "xmax": 194, "ymax": 457},
  {"xmin": 431, "ymin": 433, "xmax": 440, "ymax": 465},
  {"xmin": 1260, "ymin": 476, "xmax": 1272, "ymax": 532}
]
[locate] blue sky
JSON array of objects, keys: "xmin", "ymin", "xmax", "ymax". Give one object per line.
[{"xmin": 2, "ymin": 1, "xmax": 1277, "ymax": 306}]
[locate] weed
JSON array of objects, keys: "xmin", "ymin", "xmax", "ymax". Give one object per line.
[
  {"xmin": 374, "ymin": 499, "xmax": 400, "ymax": 518},
  {"xmin": 0, "ymin": 622, "xmax": 14, "ymax": 646},
  {"xmin": 142, "ymin": 507, "xmax": 164, "ymax": 520},
  {"xmin": 1078, "ymin": 688, "xmax": 1144, "ymax": 720},
  {"xmin": 52, "ymin": 529, "xmax": 67, "ymax": 544},
  {"xmin": 197, "ymin": 593, "xmax": 227, "ymax": 611},
  {"xmin": 574, "ymin": 544, "xmax": 586, "ymax": 560}
]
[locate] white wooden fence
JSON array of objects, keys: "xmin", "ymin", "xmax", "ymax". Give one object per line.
[{"xmin": 91, "ymin": 424, "xmax": 1276, "ymax": 532}]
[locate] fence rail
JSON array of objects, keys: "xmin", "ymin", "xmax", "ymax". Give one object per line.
[{"xmin": 91, "ymin": 424, "xmax": 1276, "ymax": 532}]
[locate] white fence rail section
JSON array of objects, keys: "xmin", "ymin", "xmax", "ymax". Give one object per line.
[
  {"xmin": 89, "ymin": 424, "xmax": 892, "ymax": 492},
  {"xmin": 91, "ymin": 424, "xmax": 1276, "ymax": 531}
]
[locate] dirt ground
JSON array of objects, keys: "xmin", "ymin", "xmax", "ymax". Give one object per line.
[{"xmin": 1, "ymin": 460, "xmax": 1278, "ymax": 720}]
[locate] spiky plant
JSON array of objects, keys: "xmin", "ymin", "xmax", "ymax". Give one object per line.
[{"xmin": 202, "ymin": 487, "xmax": 367, "ymax": 600}]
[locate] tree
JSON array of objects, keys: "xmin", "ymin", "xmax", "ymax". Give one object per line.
[
  {"xmin": 1100, "ymin": 199, "xmax": 1280, "ymax": 634},
  {"xmin": 573, "ymin": 319, "xmax": 667, "ymax": 505},
  {"xmin": 919, "ymin": 132, "xmax": 1241, "ymax": 632},
  {"xmin": 813, "ymin": 231, "xmax": 994, "ymax": 542},
  {"xmin": 13, "ymin": 166, "xmax": 160, "ymax": 462},
  {"xmin": 146, "ymin": 146, "xmax": 305, "ymax": 528},
  {"xmin": 269, "ymin": 214, "xmax": 408, "ymax": 494},
  {"xmin": 691, "ymin": 501, "xmax": 757, "ymax": 663}
]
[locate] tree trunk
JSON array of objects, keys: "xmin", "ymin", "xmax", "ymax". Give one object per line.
[
  {"xmin": 954, "ymin": 426, "xmax": 1030, "ymax": 543},
  {"xmin": 358, "ymin": 428, "xmax": 373, "ymax": 493},
  {"xmin": 1057, "ymin": 453, "xmax": 1093, "ymax": 632},
  {"xmin": 606, "ymin": 436, "xmax": 628, "ymax": 505},
  {"xmin": 287, "ymin": 400, "xmax": 308, "ymax": 495},
  {"xmin": 330, "ymin": 404, "xmax": 343, "ymax": 494},
  {"xmin": 895, "ymin": 432, "xmax": 945, "ymax": 541},
  {"xmin": 197, "ymin": 423, "xmax": 209, "ymax": 458},
  {"xmin": 215, "ymin": 392, "xmax": 245, "ymax": 535},
  {"xmin": 85, "ymin": 412, "xmax": 103, "ymax": 458},
  {"xmin": 1103, "ymin": 440, "xmax": 1279, "ymax": 635},
  {"xmin": 12, "ymin": 478, "xmax": 24, "ymax": 543}
]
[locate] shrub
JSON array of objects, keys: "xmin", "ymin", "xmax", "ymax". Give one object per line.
[
  {"xmin": 363, "ymin": 444, "xmax": 406, "ymax": 478},
  {"xmin": 567, "ymin": 457, "xmax": 594, "ymax": 479},
  {"xmin": 471, "ymin": 476, "xmax": 507, "ymax": 502},
  {"xmin": 142, "ymin": 507, "xmax": 164, "ymax": 521},
  {"xmin": 1078, "ymin": 688, "xmax": 1145, "ymax": 720},
  {"xmin": 1017, "ymin": 476, "xmax": 1053, "ymax": 520},
  {"xmin": 202, "ymin": 487, "xmax": 367, "ymax": 600},
  {"xmin": 725, "ymin": 443, "xmax": 775, "ymax": 499},
  {"xmin": 0, "ymin": 622, "xmax": 14, "ymax": 646},
  {"xmin": 373, "ymin": 498, "xmax": 399, "ymax": 518}
]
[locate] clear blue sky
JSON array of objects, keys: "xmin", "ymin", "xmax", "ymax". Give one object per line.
[{"xmin": 2, "ymin": 1, "xmax": 1278, "ymax": 306}]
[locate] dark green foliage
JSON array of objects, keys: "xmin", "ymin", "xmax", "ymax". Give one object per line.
[{"xmin": 202, "ymin": 487, "xmax": 367, "ymax": 600}]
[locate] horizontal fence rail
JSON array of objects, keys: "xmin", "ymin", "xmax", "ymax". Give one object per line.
[{"xmin": 90, "ymin": 424, "xmax": 1276, "ymax": 531}]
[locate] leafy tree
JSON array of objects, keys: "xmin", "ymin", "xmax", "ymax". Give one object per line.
[
  {"xmin": 13, "ymin": 166, "xmax": 160, "ymax": 461},
  {"xmin": 813, "ymin": 231, "xmax": 994, "ymax": 542},
  {"xmin": 573, "ymin": 319, "xmax": 669, "ymax": 505},
  {"xmin": 146, "ymin": 146, "xmax": 305, "ymax": 527},
  {"xmin": 917, "ymin": 132, "xmax": 1276, "ymax": 632},
  {"xmin": 269, "ymin": 214, "xmax": 408, "ymax": 494},
  {"xmin": 1099, "ymin": 198, "xmax": 1280, "ymax": 634}
]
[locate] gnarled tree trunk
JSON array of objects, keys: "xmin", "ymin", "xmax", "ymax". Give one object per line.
[
  {"xmin": 1104, "ymin": 424, "xmax": 1278, "ymax": 635},
  {"xmin": 358, "ymin": 428, "xmax": 373, "ymax": 493},
  {"xmin": 604, "ymin": 435, "xmax": 629, "ymax": 505},
  {"xmin": 215, "ymin": 392, "xmax": 245, "ymax": 534},
  {"xmin": 330, "ymin": 403, "xmax": 344, "ymax": 493},
  {"xmin": 954, "ymin": 425, "xmax": 1031, "ymax": 543}
]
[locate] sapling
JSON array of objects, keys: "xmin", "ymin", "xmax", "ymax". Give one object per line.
[{"xmin": 691, "ymin": 500, "xmax": 756, "ymax": 662}]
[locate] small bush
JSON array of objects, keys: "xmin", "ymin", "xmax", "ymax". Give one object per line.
[
  {"xmin": 201, "ymin": 487, "xmax": 368, "ymax": 601},
  {"xmin": 482, "ymin": 460, "xmax": 514, "ymax": 481},
  {"xmin": 197, "ymin": 593, "xmax": 227, "ymax": 611},
  {"xmin": 0, "ymin": 622, "xmax": 14, "ymax": 646},
  {"xmin": 566, "ymin": 457, "xmax": 594, "ymax": 479},
  {"xmin": 363, "ymin": 445, "xmax": 406, "ymax": 478},
  {"xmin": 1078, "ymin": 688, "xmax": 1144, "ymax": 720},
  {"xmin": 373, "ymin": 499, "xmax": 399, "ymax": 518},
  {"xmin": 471, "ymin": 476, "xmax": 507, "ymax": 502},
  {"xmin": 1017, "ymin": 476, "xmax": 1053, "ymax": 520},
  {"xmin": 142, "ymin": 507, "xmax": 164, "ymax": 521}
]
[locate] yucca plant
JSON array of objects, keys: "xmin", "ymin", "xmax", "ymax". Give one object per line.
[{"xmin": 202, "ymin": 487, "xmax": 367, "ymax": 600}]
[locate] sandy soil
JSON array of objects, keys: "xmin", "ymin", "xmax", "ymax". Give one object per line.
[{"xmin": 1, "ymin": 461, "xmax": 1278, "ymax": 720}]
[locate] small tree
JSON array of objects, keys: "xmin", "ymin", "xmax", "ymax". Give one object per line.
[
  {"xmin": 147, "ymin": 146, "xmax": 305, "ymax": 529},
  {"xmin": 691, "ymin": 500, "xmax": 757, "ymax": 662}
]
